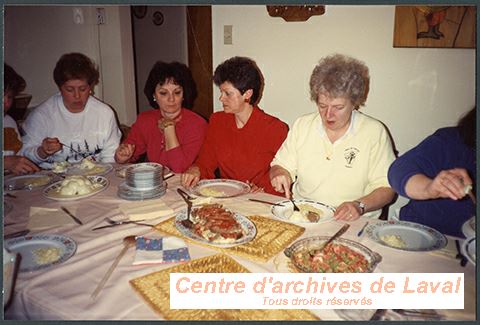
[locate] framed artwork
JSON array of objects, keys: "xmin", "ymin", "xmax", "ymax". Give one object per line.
[{"xmin": 393, "ymin": 6, "xmax": 476, "ymax": 48}]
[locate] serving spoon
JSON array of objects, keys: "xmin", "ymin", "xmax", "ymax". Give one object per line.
[
  {"xmin": 91, "ymin": 236, "xmax": 136, "ymax": 299},
  {"xmin": 309, "ymin": 223, "xmax": 350, "ymax": 256}
]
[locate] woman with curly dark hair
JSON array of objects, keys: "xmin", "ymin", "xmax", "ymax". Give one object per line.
[
  {"xmin": 181, "ymin": 56, "xmax": 288, "ymax": 194},
  {"xmin": 115, "ymin": 61, "xmax": 207, "ymax": 173},
  {"xmin": 21, "ymin": 53, "xmax": 121, "ymax": 167}
]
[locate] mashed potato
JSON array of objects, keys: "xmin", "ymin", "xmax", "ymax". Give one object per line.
[
  {"xmin": 199, "ymin": 187, "xmax": 226, "ymax": 197},
  {"xmin": 288, "ymin": 204, "xmax": 324, "ymax": 222},
  {"xmin": 33, "ymin": 247, "xmax": 61, "ymax": 265},
  {"xmin": 79, "ymin": 158, "xmax": 96, "ymax": 170},
  {"xmin": 52, "ymin": 161, "xmax": 71, "ymax": 173},
  {"xmin": 57, "ymin": 175, "xmax": 101, "ymax": 196},
  {"xmin": 380, "ymin": 234, "xmax": 407, "ymax": 248}
]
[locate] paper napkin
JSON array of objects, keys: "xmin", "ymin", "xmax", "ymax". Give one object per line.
[
  {"xmin": 118, "ymin": 200, "xmax": 174, "ymax": 221},
  {"xmin": 133, "ymin": 236, "xmax": 190, "ymax": 265},
  {"xmin": 27, "ymin": 207, "xmax": 77, "ymax": 230}
]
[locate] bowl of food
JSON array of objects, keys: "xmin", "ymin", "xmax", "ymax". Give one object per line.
[{"xmin": 284, "ymin": 236, "xmax": 382, "ymax": 273}]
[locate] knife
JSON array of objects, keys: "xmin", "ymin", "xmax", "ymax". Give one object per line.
[
  {"xmin": 248, "ymin": 198, "xmax": 285, "ymax": 206},
  {"xmin": 91, "ymin": 221, "xmax": 153, "ymax": 231},
  {"xmin": 61, "ymin": 206, "xmax": 83, "ymax": 225}
]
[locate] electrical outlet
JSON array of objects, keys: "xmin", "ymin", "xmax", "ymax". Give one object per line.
[
  {"xmin": 224, "ymin": 25, "xmax": 233, "ymax": 45},
  {"xmin": 96, "ymin": 8, "xmax": 106, "ymax": 25}
]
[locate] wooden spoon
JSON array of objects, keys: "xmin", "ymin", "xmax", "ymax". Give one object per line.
[{"xmin": 91, "ymin": 236, "xmax": 136, "ymax": 299}]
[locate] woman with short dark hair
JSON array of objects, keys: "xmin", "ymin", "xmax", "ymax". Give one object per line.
[
  {"xmin": 20, "ymin": 53, "xmax": 121, "ymax": 167},
  {"xmin": 114, "ymin": 61, "xmax": 207, "ymax": 173},
  {"xmin": 181, "ymin": 56, "xmax": 288, "ymax": 194}
]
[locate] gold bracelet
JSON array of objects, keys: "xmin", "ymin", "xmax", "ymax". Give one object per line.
[{"xmin": 159, "ymin": 120, "xmax": 175, "ymax": 130}]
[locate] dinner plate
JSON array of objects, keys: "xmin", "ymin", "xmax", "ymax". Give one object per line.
[
  {"xmin": 271, "ymin": 199, "xmax": 335, "ymax": 224},
  {"xmin": 175, "ymin": 208, "xmax": 257, "ymax": 248},
  {"xmin": 462, "ymin": 216, "xmax": 475, "ymax": 238},
  {"xmin": 461, "ymin": 237, "xmax": 476, "ymax": 265},
  {"xmin": 43, "ymin": 175, "xmax": 109, "ymax": 201},
  {"xmin": 4, "ymin": 174, "xmax": 53, "ymax": 191},
  {"xmin": 4, "ymin": 234, "xmax": 77, "ymax": 272},
  {"xmin": 365, "ymin": 221, "xmax": 447, "ymax": 251},
  {"xmin": 191, "ymin": 179, "xmax": 251, "ymax": 198},
  {"xmin": 66, "ymin": 163, "xmax": 113, "ymax": 176},
  {"xmin": 115, "ymin": 164, "xmax": 173, "ymax": 179}
]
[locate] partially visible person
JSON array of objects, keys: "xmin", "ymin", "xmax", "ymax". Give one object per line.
[
  {"xmin": 20, "ymin": 53, "xmax": 121, "ymax": 168},
  {"xmin": 3, "ymin": 63, "xmax": 40, "ymax": 175},
  {"xmin": 388, "ymin": 108, "xmax": 476, "ymax": 238},
  {"xmin": 114, "ymin": 61, "xmax": 207, "ymax": 173},
  {"xmin": 181, "ymin": 56, "xmax": 288, "ymax": 194},
  {"xmin": 270, "ymin": 54, "xmax": 395, "ymax": 220}
]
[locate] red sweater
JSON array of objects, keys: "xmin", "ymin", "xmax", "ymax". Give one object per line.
[
  {"xmin": 124, "ymin": 108, "xmax": 207, "ymax": 173},
  {"xmin": 195, "ymin": 107, "xmax": 288, "ymax": 194}
]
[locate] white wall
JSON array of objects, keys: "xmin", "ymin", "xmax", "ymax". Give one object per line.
[
  {"xmin": 212, "ymin": 5, "xmax": 475, "ymax": 214},
  {"xmin": 4, "ymin": 5, "xmax": 137, "ymax": 125}
]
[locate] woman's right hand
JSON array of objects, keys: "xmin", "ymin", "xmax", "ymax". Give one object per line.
[
  {"xmin": 270, "ymin": 165, "xmax": 293, "ymax": 198},
  {"xmin": 181, "ymin": 166, "xmax": 201, "ymax": 188},
  {"xmin": 114, "ymin": 143, "xmax": 135, "ymax": 164},
  {"xmin": 37, "ymin": 137, "xmax": 62, "ymax": 159}
]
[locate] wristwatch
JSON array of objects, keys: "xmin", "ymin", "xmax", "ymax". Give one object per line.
[{"xmin": 354, "ymin": 200, "xmax": 366, "ymax": 214}]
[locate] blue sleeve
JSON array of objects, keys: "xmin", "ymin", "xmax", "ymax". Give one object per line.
[{"xmin": 388, "ymin": 129, "xmax": 454, "ymax": 198}]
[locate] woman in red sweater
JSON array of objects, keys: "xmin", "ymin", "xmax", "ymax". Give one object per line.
[
  {"xmin": 181, "ymin": 56, "xmax": 288, "ymax": 194},
  {"xmin": 114, "ymin": 61, "xmax": 207, "ymax": 173}
]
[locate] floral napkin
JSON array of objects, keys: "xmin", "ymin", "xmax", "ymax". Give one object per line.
[{"xmin": 133, "ymin": 236, "xmax": 190, "ymax": 265}]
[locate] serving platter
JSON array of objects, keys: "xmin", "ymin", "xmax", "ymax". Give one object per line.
[
  {"xmin": 271, "ymin": 199, "xmax": 335, "ymax": 224},
  {"xmin": 4, "ymin": 174, "xmax": 53, "ymax": 191},
  {"xmin": 365, "ymin": 220, "xmax": 447, "ymax": 251},
  {"xmin": 43, "ymin": 175, "xmax": 109, "ymax": 201},
  {"xmin": 4, "ymin": 234, "xmax": 77, "ymax": 272},
  {"xmin": 462, "ymin": 216, "xmax": 475, "ymax": 238},
  {"xmin": 191, "ymin": 179, "xmax": 251, "ymax": 198},
  {"xmin": 65, "ymin": 163, "xmax": 113, "ymax": 176},
  {"xmin": 461, "ymin": 237, "xmax": 476, "ymax": 265},
  {"xmin": 175, "ymin": 208, "xmax": 256, "ymax": 248}
]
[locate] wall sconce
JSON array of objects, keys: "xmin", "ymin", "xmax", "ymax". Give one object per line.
[{"xmin": 266, "ymin": 5, "xmax": 325, "ymax": 22}]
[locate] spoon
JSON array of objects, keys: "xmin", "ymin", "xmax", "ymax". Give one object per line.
[
  {"xmin": 91, "ymin": 236, "xmax": 136, "ymax": 299},
  {"xmin": 309, "ymin": 224, "xmax": 350, "ymax": 256}
]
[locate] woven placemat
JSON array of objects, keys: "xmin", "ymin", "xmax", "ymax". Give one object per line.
[
  {"xmin": 130, "ymin": 253, "xmax": 319, "ymax": 320},
  {"xmin": 153, "ymin": 215, "xmax": 305, "ymax": 262}
]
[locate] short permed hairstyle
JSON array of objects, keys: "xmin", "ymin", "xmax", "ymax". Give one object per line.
[
  {"xmin": 4, "ymin": 63, "xmax": 26, "ymax": 95},
  {"xmin": 144, "ymin": 61, "xmax": 197, "ymax": 109},
  {"xmin": 53, "ymin": 53, "xmax": 99, "ymax": 88},
  {"xmin": 213, "ymin": 56, "xmax": 263, "ymax": 105},
  {"xmin": 309, "ymin": 54, "xmax": 370, "ymax": 108}
]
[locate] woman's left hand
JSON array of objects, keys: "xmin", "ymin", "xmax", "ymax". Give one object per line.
[
  {"xmin": 334, "ymin": 201, "xmax": 362, "ymax": 221},
  {"xmin": 246, "ymin": 180, "xmax": 264, "ymax": 193},
  {"xmin": 158, "ymin": 118, "xmax": 176, "ymax": 131}
]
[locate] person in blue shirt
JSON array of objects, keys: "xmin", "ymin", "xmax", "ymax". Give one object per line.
[{"xmin": 388, "ymin": 107, "xmax": 475, "ymax": 237}]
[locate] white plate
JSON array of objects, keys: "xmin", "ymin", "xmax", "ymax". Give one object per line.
[
  {"xmin": 191, "ymin": 179, "xmax": 251, "ymax": 198},
  {"xmin": 4, "ymin": 174, "xmax": 53, "ymax": 190},
  {"xmin": 4, "ymin": 234, "xmax": 77, "ymax": 272},
  {"xmin": 365, "ymin": 221, "xmax": 447, "ymax": 251},
  {"xmin": 66, "ymin": 163, "xmax": 113, "ymax": 176},
  {"xmin": 43, "ymin": 176, "xmax": 109, "ymax": 201},
  {"xmin": 175, "ymin": 208, "xmax": 256, "ymax": 248},
  {"xmin": 116, "ymin": 163, "xmax": 173, "ymax": 179},
  {"xmin": 462, "ymin": 216, "xmax": 475, "ymax": 238},
  {"xmin": 271, "ymin": 199, "xmax": 335, "ymax": 224},
  {"xmin": 462, "ymin": 237, "xmax": 476, "ymax": 265}
]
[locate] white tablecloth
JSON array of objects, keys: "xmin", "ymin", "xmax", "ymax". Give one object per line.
[{"xmin": 3, "ymin": 169, "xmax": 476, "ymax": 320}]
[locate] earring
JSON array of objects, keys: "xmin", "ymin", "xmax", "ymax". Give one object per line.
[{"xmin": 153, "ymin": 97, "xmax": 157, "ymax": 102}]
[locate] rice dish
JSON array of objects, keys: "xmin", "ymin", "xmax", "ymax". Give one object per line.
[
  {"xmin": 79, "ymin": 158, "xmax": 96, "ymax": 170},
  {"xmin": 198, "ymin": 187, "xmax": 226, "ymax": 197},
  {"xmin": 33, "ymin": 247, "xmax": 61, "ymax": 265},
  {"xmin": 52, "ymin": 161, "xmax": 71, "ymax": 173},
  {"xmin": 288, "ymin": 203, "xmax": 324, "ymax": 222}
]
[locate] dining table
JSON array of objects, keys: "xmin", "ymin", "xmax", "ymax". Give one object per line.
[{"xmin": 2, "ymin": 165, "xmax": 476, "ymax": 321}]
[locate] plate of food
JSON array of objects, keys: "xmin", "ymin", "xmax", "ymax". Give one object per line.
[
  {"xmin": 365, "ymin": 221, "xmax": 447, "ymax": 251},
  {"xmin": 271, "ymin": 199, "xmax": 335, "ymax": 223},
  {"xmin": 4, "ymin": 234, "xmax": 77, "ymax": 272},
  {"xmin": 284, "ymin": 236, "xmax": 382, "ymax": 273},
  {"xmin": 462, "ymin": 216, "xmax": 475, "ymax": 238},
  {"xmin": 4, "ymin": 174, "xmax": 53, "ymax": 191},
  {"xmin": 461, "ymin": 237, "xmax": 475, "ymax": 266},
  {"xmin": 43, "ymin": 175, "xmax": 109, "ymax": 201},
  {"xmin": 175, "ymin": 204, "xmax": 256, "ymax": 248},
  {"xmin": 66, "ymin": 159, "xmax": 113, "ymax": 176},
  {"xmin": 191, "ymin": 179, "xmax": 251, "ymax": 198}
]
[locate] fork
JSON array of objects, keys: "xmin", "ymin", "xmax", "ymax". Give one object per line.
[{"xmin": 177, "ymin": 188, "xmax": 194, "ymax": 227}]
